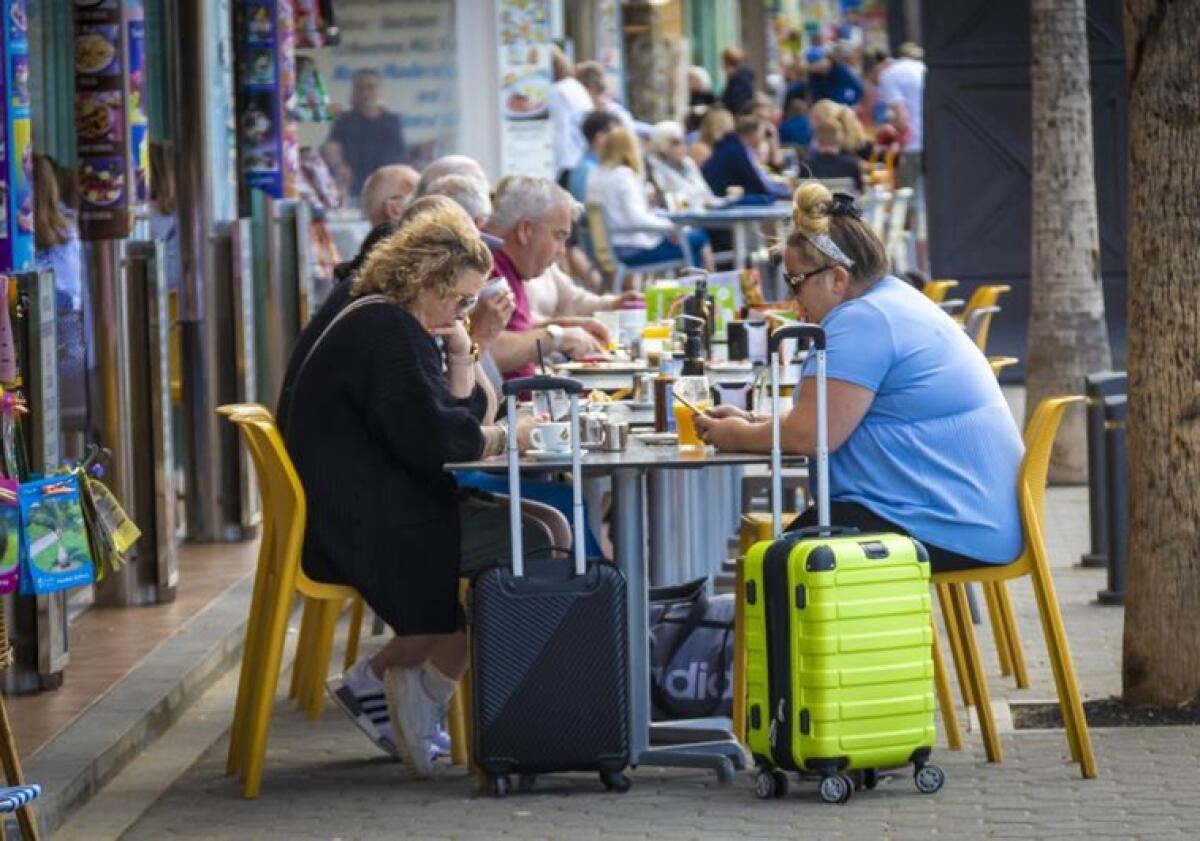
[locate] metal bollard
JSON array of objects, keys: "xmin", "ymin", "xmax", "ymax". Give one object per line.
[
  {"xmin": 1081, "ymin": 372, "xmax": 1127, "ymax": 568},
  {"xmin": 1097, "ymin": 395, "xmax": 1127, "ymax": 605}
]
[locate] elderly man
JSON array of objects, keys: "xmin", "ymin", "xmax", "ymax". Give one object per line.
[
  {"xmin": 485, "ymin": 176, "xmax": 609, "ymax": 378},
  {"xmin": 324, "ymin": 68, "xmax": 407, "ymax": 196},
  {"xmin": 358, "ymin": 164, "xmax": 420, "ymax": 226}
]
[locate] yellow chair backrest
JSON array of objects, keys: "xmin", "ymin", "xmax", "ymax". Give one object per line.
[
  {"xmin": 218, "ymin": 403, "xmax": 273, "ymax": 420},
  {"xmin": 586, "ymin": 204, "xmax": 618, "ymax": 276},
  {"xmin": 988, "ymin": 357, "xmax": 1019, "ymax": 378},
  {"xmin": 233, "ymin": 417, "xmax": 306, "ymax": 585},
  {"xmin": 963, "ymin": 284, "xmax": 1012, "ymax": 317},
  {"xmin": 1017, "ymin": 396, "xmax": 1084, "ymax": 553},
  {"xmin": 924, "ymin": 279, "xmax": 959, "ymax": 303}
]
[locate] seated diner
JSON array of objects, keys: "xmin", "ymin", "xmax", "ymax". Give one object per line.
[{"xmin": 693, "ymin": 182, "xmax": 1024, "ymax": 573}]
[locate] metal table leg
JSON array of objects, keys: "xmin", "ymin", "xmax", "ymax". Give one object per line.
[{"xmin": 610, "ymin": 467, "xmax": 747, "ymax": 782}]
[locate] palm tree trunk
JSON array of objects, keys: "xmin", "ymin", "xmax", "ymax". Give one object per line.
[
  {"xmin": 1026, "ymin": 0, "xmax": 1112, "ymax": 483},
  {"xmin": 1121, "ymin": 0, "xmax": 1200, "ymax": 708}
]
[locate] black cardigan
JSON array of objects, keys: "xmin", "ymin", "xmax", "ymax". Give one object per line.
[{"xmin": 282, "ymin": 298, "xmax": 488, "ymax": 634}]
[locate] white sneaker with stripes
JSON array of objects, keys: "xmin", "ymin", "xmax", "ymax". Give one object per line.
[{"xmin": 326, "ymin": 659, "xmax": 399, "ymax": 758}]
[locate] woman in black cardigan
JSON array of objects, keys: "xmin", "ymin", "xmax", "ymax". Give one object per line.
[{"xmin": 284, "ymin": 203, "xmax": 552, "ymax": 776}]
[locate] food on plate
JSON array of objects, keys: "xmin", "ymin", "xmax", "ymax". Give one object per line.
[
  {"xmin": 76, "ymin": 32, "xmax": 116, "ymax": 74},
  {"xmin": 78, "ymin": 100, "xmax": 113, "ymax": 140},
  {"xmin": 587, "ymin": 390, "xmax": 613, "ymax": 405},
  {"xmin": 80, "ymin": 160, "xmax": 125, "ymax": 207},
  {"xmin": 504, "ymin": 77, "xmax": 548, "ymax": 117}
]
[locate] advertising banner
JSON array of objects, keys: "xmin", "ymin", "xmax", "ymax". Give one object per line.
[
  {"xmin": 0, "ymin": 0, "xmax": 32, "ymax": 269},
  {"xmin": 74, "ymin": 0, "xmax": 144, "ymax": 240},
  {"xmin": 496, "ymin": 0, "xmax": 553, "ymax": 179},
  {"xmin": 235, "ymin": 0, "xmax": 297, "ymax": 200}
]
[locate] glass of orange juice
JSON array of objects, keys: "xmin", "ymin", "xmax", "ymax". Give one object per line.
[{"xmin": 673, "ymin": 376, "xmax": 712, "ymax": 448}]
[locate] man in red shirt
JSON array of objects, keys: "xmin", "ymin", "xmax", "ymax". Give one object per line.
[{"xmin": 485, "ymin": 176, "xmax": 609, "ymax": 378}]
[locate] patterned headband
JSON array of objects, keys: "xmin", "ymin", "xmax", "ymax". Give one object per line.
[{"xmin": 798, "ymin": 193, "xmax": 861, "ymax": 268}]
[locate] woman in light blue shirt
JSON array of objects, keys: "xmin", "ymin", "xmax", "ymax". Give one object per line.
[{"xmin": 694, "ymin": 182, "xmax": 1024, "ymax": 571}]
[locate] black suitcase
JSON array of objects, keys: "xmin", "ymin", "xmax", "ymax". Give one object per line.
[{"xmin": 470, "ymin": 375, "xmax": 632, "ymax": 797}]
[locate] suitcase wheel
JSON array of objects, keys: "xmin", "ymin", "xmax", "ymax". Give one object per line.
[
  {"xmin": 488, "ymin": 775, "xmax": 512, "ymax": 798},
  {"xmin": 600, "ymin": 770, "xmax": 632, "ymax": 794},
  {"xmin": 818, "ymin": 773, "xmax": 854, "ymax": 804},
  {"xmin": 754, "ymin": 769, "xmax": 790, "ymax": 800},
  {"xmin": 914, "ymin": 763, "xmax": 945, "ymax": 795}
]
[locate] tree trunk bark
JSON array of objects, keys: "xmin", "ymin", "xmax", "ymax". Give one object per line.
[
  {"xmin": 1121, "ymin": 0, "xmax": 1200, "ymax": 708},
  {"xmin": 1026, "ymin": 0, "xmax": 1112, "ymax": 483}
]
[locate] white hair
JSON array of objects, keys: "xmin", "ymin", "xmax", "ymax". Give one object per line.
[
  {"xmin": 487, "ymin": 175, "xmax": 581, "ymax": 236},
  {"xmin": 687, "ymin": 65, "xmax": 712, "ymax": 92},
  {"xmin": 649, "ymin": 120, "xmax": 684, "ymax": 154},
  {"xmin": 415, "ymin": 155, "xmax": 487, "ymax": 197},
  {"xmin": 359, "ymin": 164, "xmax": 419, "ymax": 226},
  {"xmin": 424, "ymin": 174, "xmax": 493, "ymax": 225}
]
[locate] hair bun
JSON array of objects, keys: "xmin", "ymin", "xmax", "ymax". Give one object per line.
[{"xmin": 791, "ymin": 181, "xmax": 833, "ymax": 239}]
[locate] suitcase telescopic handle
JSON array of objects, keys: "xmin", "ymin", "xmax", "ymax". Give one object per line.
[
  {"xmin": 770, "ymin": 323, "xmax": 828, "ymax": 536},
  {"xmin": 768, "ymin": 323, "xmax": 827, "ymax": 353},
  {"xmin": 504, "ymin": 375, "xmax": 587, "ymax": 578},
  {"xmin": 503, "ymin": 375, "xmax": 586, "ymax": 396}
]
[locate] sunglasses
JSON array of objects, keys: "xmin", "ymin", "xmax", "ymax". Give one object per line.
[{"xmin": 784, "ymin": 265, "xmax": 834, "ymax": 294}]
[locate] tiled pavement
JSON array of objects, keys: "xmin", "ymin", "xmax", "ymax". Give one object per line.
[{"xmin": 110, "ymin": 484, "xmax": 1200, "ymax": 840}]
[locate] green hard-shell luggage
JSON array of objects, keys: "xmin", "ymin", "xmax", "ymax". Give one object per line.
[{"xmin": 741, "ymin": 323, "xmax": 945, "ymax": 803}]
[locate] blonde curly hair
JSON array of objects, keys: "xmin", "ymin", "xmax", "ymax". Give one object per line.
[
  {"xmin": 786, "ymin": 181, "xmax": 888, "ymax": 287},
  {"xmin": 351, "ymin": 201, "xmax": 493, "ymax": 306}
]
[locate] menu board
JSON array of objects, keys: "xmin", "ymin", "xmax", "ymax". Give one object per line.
[
  {"xmin": 236, "ymin": 0, "xmax": 297, "ymax": 200},
  {"xmin": 0, "ymin": 0, "xmax": 32, "ymax": 271},
  {"xmin": 496, "ymin": 0, "xmax": 553, "ymax": 179},
  {"xmin": 74, "ymin": 0, "xmax": 143, "ymax": 240}
]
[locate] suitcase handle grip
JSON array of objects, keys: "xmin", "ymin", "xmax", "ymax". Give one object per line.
[
  {"xmin": 791, "ymin": 525, "xmax": 860, "ymax": 538},
  {"xmin": 769, "ymin": 324, "xmax": 826, "ymax": 353},
  {"xmin": 503, "ymin": 375, "xmax": 585, "ymax": 396}
]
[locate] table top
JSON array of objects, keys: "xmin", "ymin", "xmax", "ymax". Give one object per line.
[
  {"xmin": 448, "ymin": 438, "xmax": 806, "ymax": 473},
  {"xmin": 666, "ymin": 203, "xmax": 794, "ymax": 225},
  {"xmin": 555, "ymin": 362, "xmax": 761, "ymax": 392}
]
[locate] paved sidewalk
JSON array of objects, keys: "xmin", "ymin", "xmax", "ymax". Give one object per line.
[{"xmin": 110, "ymin": 485, "xmax": 1200, "ymax": 840}]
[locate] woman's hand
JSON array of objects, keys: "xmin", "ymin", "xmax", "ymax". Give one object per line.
[
  {"xmin": 434, "ymin": 320, "xmax": 473, "ymax": 355},
  {"xmin": 692, "ymin": 412, "xmax": 747, "ymax": 450},
  {"xmin": 705, "ymin": 404, "xmax": 754, "ymax": 422},
  {"xmin": 469, "ymin": 291, "xmax": 516, "ymax": 350},
  {"xmin": 515, "ymin": 415, "xmax": 538, "ymax": 452}
]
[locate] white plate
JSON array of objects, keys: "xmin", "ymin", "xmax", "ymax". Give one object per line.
[
  {"xmin": 524, "ymin": 448, "xmax": 572, "ymax": 461},
  {"xmin": 633, "ymin": 432, "xmax": 678, "ymax": 445}
]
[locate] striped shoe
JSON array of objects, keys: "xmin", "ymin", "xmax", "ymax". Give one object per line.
[
  {"xmin": 0, "ymin": 784, "xmax": 41, "ymax": 813},
  {"xmin": 326, "ymin": 659, "xmax": 399, "ymax": 758}
]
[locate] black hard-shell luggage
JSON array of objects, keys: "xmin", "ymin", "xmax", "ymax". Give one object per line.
[{"xmin": 470, "ymin": 375, "xmax": 632, "ymax": 797}]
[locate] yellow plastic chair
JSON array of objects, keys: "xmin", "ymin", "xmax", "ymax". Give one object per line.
[
  {"xmin": 989, "ymin": 356, "xmax": 1019, "ymax": 378},
  {"xmin": 217, "ymin": 404, "xmax": 366, "ymax": 720},
  {"xmin": 223, "ymin": 414, "xmax": 469, "ymax": 797},
  {"xmin": 933, "ymin": 396, "xmax": 1097, "ymax": 778},
  {"xmin": 923, "ymin": 279, "xmax": 959, "ymax": 303}
]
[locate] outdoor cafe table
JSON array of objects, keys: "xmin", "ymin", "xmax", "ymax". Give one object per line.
[
  {"xmin": 553, "ymin": 361, "xmax": 760, "ymax": 393},
  {"xmin": 667, "ymin": 202, "xmax": 794, "ymax": 294},
  {"xmin": 447, "ymin": 439, "xmax": 806, "ymax": 781}
]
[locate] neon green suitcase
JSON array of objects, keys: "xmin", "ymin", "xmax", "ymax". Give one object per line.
[{"xmin": 742, "ymin": 324, "xmax": 944, "ymax": 803}]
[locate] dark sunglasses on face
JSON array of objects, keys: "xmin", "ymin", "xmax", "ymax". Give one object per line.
[{"xmin": 784, "ymin": 264, "xmax": 834, "ymax": 294}]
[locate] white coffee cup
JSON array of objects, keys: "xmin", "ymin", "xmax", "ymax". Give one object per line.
[{"xmin": 530, "ymin": 422, "xmax": 572, "ymax": 453}]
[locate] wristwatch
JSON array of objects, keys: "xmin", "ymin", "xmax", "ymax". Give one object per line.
[{"xmin": 544, "ymin": 323, "xmax": 564, "ymax": 352}]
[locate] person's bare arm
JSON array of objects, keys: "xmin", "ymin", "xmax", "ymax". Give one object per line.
[{"xmin": 693, "ymin": 377, "xmax": 874, "ymax": 454}]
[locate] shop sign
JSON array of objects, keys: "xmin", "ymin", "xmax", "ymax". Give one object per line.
[
  {"xmin": 235, "ymin": 0, "xmax": 298, "ymax": 199},
  {"xmin": 0, "ymin": 0, "xmax": 32, "ymax": 271},
  {"xmin": 496, "ymin": 0, "xmax": 553, "ymax": 179},
  {"xmin": 73, "ymin": 0, "xmax": 146, "ymax": 241}
]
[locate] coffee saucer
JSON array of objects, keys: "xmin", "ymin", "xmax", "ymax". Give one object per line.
[{"xmin": 524, "ymin": 448, "xmax": 572, "ymax": 461}]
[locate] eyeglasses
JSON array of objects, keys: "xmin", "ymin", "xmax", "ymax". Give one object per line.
[
  {"xmin": 452, "ymin": 292, "xmax": 479, "ymax": 314},
  {"xmin": 784, "ymin": 265, "xmax": 834, "ymax": 294}
]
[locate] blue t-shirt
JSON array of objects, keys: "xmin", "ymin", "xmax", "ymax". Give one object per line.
[
  {"xmin": 568, "ymin": 152, "xmax": 599, "ymax": 204},
  {"xmin": 800, "ymin": 277, "xmax": 1024, "ymax": 563}
]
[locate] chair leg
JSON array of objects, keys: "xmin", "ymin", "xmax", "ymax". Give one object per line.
[
  {"xmin": 995, "ymin": 582, "xmax": 1030, "ymax": 689},
  {"xmin": 289, "ymin": 598, "xmax": 318, "ymax": 701},
  {"xmin": 448, "ymin": 689, "xmax": 468, "ymax": 766},
  {"xmin": 931, "ymin": 623, "xmax": 962, "ymax": 751},
  {"xmin": 982, "ymin": 581, "xmax": 1014, "ymax": 678},
  {"xmin": 227, "ymin": 600, "xmax": 268, "ymax": 777},
  {"xmin": 343, "ymin": 597, "xmax": 365, "ymax": 673},
  {"xmin": 304, "ymin": 599, "xmax": 340, "ymax": 721},
  {"xmin": 732, "ymin": 558, "xmax": 747, "ymax": 746},
  {"xmin": 0, "ymin": 696, "xmax": 39, "ymax": 840},
  {"xmin": 949, "ymin": 584, "xmax": 1003, "ymax": 763},
  {"xmin": 936, "ymin": 583, "xmax": 973, "ymax": 708},
  {"xmin": 1029, "ymin": 560, "xmax": 1097, "ymax": 778},
  {"xmin": 243, "ymin": 575, "xmax": 295, "ymax": 798}
]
